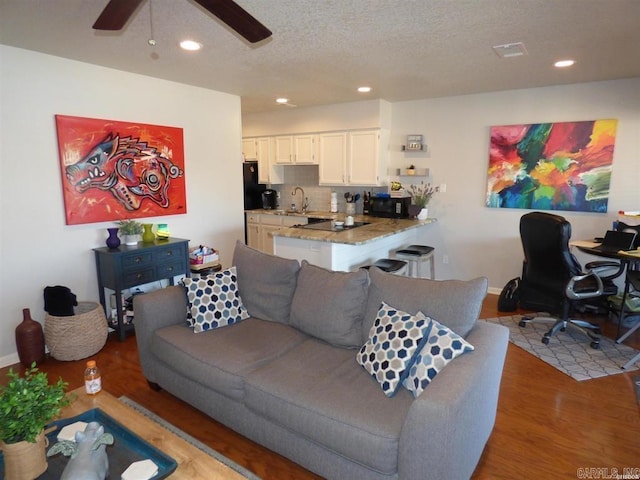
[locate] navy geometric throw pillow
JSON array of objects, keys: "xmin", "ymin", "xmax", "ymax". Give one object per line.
[{"xmin": 182, "ymin": 266, "xmax": 249, "ymax": 333}]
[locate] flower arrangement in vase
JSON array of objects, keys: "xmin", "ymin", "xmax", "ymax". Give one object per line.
[
  {"xmin": 117, "ymin": 220, "xmax": 143, "ymax": 246},
  {"xmin": 408, "ymin": 182, "xmax": 439, "ymax": 219}
]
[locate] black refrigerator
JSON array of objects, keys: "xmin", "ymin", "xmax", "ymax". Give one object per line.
[{"xmin": 243, "ymin": 161, "xmax": 266, "ymax": 243}]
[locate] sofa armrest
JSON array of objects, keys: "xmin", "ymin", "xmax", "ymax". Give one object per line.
[
  {"xmin": 133, "ymin": 286, "xmax": 187, "ymax": 382},
  {"xmin": 398, "ymin": 320, "xmax": 509, "ymax": 480}
]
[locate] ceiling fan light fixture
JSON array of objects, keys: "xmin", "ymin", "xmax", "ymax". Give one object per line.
[
  {"xmin": 554, "ymin": 59, "xmax": 575, "ymax": 68},
  {"xmin": 357, "ymin": 86, "xmax": 372, "ymax": 93},
  {"xmin": 180, "ymin": 40, "xmax": 202, "ymax": 51}
]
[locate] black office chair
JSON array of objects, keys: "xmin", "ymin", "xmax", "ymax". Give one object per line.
[
  {"xmin": 617, "ymin": 221, "xmax": 640, "ymax": 249},
  {"xmin": 517, "ymin": 212, "xmax": 620, "ymax": 349}
]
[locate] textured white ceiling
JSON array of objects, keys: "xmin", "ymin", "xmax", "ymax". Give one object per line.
[{"xmin": 1, "ymin": 0, "xmax": 639, "ymax": 113}]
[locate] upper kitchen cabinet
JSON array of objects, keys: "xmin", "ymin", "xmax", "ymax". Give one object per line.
[
  {"xmin": 242, "ymin": 137, "xmax": 284, "ymax": 184},
  {"xmin": 242, "ymin": 138, "xmax": 258, "ymax": 161},
  {"xmin": 319, "ymin": 129, "xmax": 388, "ymax": 186},
  {"xmin": 274, "ymin": 135, "xmax": 318, "ymax": 165},
  {"xmin": 318, "ymin": 132, "xmax": 348, "ymax": 185}
]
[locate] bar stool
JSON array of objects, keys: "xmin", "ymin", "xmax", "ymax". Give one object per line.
[
  {"xmin": 361, "ymin": 258, "xmax": 408, "ymax": 276},
  {"xmin": 394, "ymin": 245, "xmax": 435, "ymax": 279}
]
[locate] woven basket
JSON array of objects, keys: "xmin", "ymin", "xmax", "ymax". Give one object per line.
[
  {"xmin": 44, "ymin": 301, "xmax": 108, "ymax": 361},
  {"xmin": 0, "ymin": 430, "xmax": 48, "ymax": 480}
]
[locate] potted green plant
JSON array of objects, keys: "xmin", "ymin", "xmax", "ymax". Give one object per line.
[
  {"xmin": 408, "ymin": 183, "xmax": 439, "ymax": 219},
  {"xmin": 117, "ymin": 219, "xmax": 143, "ymax": 246},
  {"xmin": 0, "ymin": 365, "xmax": 71, "ymax": 479}
]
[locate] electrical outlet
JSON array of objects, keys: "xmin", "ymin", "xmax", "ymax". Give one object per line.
[
  {"xmin": 440, "ymin": 183, "xmax": 447, "ymax": 193},
  {"xmin": 443, "ymin": 255, "xmax": 449, "ymax": 264}
]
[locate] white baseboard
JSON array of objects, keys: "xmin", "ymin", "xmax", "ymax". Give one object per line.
[
  {"xmin": 0, "ymin": 352, "xmax": 20, "ymax": 369},
  {"xmin": 487, "ymin": 286, "xmax": 502, "ymax": 295}
]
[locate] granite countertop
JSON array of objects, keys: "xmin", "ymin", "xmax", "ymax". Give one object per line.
[{"xmin": 246, "ymin": 209, "xmax": 435, "ymax": 245}]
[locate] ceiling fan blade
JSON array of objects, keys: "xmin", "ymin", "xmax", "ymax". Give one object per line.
[
  {"xmin": 93, "ymin": 0, "xmax": 146, "ymax": 30},
  {"xmin": 194, "ymin": 0, "xmax": 272, "ymax": 43}
]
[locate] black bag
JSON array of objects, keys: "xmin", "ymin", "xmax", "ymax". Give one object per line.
[
  {"xmin": 44, "ymin": 285, "xmax": 78, "ymax": 317},
  {"xmin": 498, "ymin": 277, "xmax": 520, "ymax": 312}
]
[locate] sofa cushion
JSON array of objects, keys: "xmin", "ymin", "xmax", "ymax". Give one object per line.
[
  {"xmin": 150, "ymin": 318, "xmax": 308, "ymax": 401},
  {"xmin": 244, "ymin": 338, "xmax": 414, "ymax": 475},
  {"xmin": 232, "ymin": 241, "xmax": 300, "ymax": 324},
  {"xmin": 357, "ymin": 302, "xmax": 433, "ymax": 397},
  {"xmin": 183, "ymin": 267, "xmax": 249, "ymax": 332},
  {"xmin": 402, "ymin": 319, "xmax": 475, "ymax": 397},
  {"xmin": 363, "ymin": 267, "xmax": 488, "ymax": 343},
  {"xmin": 289, "ymin": 261, "xmax": 369, "ymax": 348}
]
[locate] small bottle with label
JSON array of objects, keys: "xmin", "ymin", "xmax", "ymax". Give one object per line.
[{"xmin": 84, "ymin": 360, "xmax": 102, "ymax": 395}]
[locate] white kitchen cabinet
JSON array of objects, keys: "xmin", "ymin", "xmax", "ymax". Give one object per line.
[
  {"xmin": 318, "ymin": 129, "xmax": 388, "ymax": 186},
  {"xmin": 318, "ymin": 132, "xmax": 348, "ymax": 185},
  {"xmin": 243, "ymin": 137, "xmax": 284, "ymax": 184},
  {"xmin": 246, "ymin": 213, "xmax": 261, "ymax": 250},
  {"xmin": 255, "ymin": 137, "xmax": 284, "ymax": 184},
  {"xmin": 294, "ymin": 135, "xmax": 317, "ymax": 164},
  {"xmin": 274, "ymin": 135, "xmax": 317, "ymax": 165},
  {"xmin": 348, "ymin": 129, "xmax": 387, "ymax": 186},
  {"xmin": 246, "ymin": 213, "xmax": 308, "ymax": 253},
  {"xmin": 242, "ymin": 138, "xmax": 258, "ymax": 161}
]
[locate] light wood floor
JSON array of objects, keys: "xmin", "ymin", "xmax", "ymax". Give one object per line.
[{"xmin": 2, "ymin": 295, "xmax": 639, "ymax": 479}]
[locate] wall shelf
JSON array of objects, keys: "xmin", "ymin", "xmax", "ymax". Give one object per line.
[{"xmin": 389, "ymin": 167, "xmax": 430, "ymax": 177}]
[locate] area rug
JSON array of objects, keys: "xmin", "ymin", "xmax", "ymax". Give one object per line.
[
  {"xmin": 119, "ymin": 396, "xmax": 261, "ymax": 480},
  {"xmin": 483, "ymin": 314, "xmax": 640, "ymax": 381}
]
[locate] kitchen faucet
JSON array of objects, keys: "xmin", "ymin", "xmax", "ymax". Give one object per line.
[{"xmin": 291, "ymin": 187, "xmax": 308, "ymax": 213}]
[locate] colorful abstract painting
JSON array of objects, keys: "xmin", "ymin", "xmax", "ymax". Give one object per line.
[
  {"xmin": 486, "ymin": 119, "xmax": 618, "ymax": 212},
  {"xmin": 56, "ymin": 115, "xmax": 186, "ymax": 225}
]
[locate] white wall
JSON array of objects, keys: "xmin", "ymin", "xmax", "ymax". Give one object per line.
[
  {"xmin": 0, "ymin": 46, "xmax": 245, "ymax": 365},
  {"xmin": 244, "ymin": 78, "xmax": 640, "ymax": 291},
  {"xmin": 391, "ymin": 79, "xmax": 640, "ymax": 290}
]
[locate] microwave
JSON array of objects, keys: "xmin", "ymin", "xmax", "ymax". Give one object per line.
[{"xmin": 369, "ymin": 196, "xmax": 411, "ymax": 218}]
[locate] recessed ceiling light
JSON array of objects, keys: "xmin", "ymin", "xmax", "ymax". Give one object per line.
[
  {"xmin": 180, "ymin": 40, "xmax": 202, "ymax": 51},
  {"xmin": 357, "ymin": 86, "xmax": 372, "ymax": 93},
  {"xmin": 554, "ymin": 59, "xmax": 575, "ymax": 68},
  {"xmin": 276, "ymin": 98, "xmax": 289, "ymax": 104}
]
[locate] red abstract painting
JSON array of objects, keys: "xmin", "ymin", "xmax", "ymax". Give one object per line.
[
  {"xmin": 55, "ymin": 115, "xmax": 186, "ymax": 225},
  {"xmin": 486, "ymin": 119, "xmax": 617, "ymax": 212}
]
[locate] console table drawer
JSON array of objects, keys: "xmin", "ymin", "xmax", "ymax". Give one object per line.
[
  {"xmin": 122, "ymin": 252, "xmax": 153, "ymax": 269},
  {"xmin": 122, "ymin": 268, "xmax": 155, "ymax": 288},
  {"xmin": 157, "ymin": 261, "xmax": 183, "ymax": 278},
  {"xmin": 154, "ymin": 245, "xmax": 184, "ymax": 262}
]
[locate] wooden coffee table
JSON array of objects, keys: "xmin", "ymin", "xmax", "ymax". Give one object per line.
[{"xmin": 59, "ymin": 387, "xmax": 248, "ymax": 479}]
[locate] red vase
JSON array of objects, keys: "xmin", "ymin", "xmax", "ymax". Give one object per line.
[{"xmin": 15, "ymin": 308, "xmax": 45, "ymax": 366}]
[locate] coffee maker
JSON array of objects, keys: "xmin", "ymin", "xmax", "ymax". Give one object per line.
[{"xmin": 261, "ymin": 189, "xmax": 278, "ymax": 209}]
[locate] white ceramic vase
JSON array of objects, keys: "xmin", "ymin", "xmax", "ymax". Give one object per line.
[
  {"xmin": 123, "ymin": 234, "xmax": 139, "ymax": 246},
  {"xmin": 417, "ymin": 208, "xmax": 428, "ymax": 220}
]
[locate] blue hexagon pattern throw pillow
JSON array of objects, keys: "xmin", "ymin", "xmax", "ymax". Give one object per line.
[
  {"xmin": 357, "ymin": 302, "xmax": 433, "ymax": 397},
  {"xmin": 183, "ymin": 266, "xmax": 249, "ymax": 333},
  {"xmin": 402, "ymin": 319, "xmax": 474, "ymax": 398}
]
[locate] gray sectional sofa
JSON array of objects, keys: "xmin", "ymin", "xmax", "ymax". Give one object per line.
[{"xmin": 133, "ymin": 241, "xmax": 509, "ymax": 480}]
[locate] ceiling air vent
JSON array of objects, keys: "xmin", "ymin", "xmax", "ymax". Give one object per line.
[{"xmin": 492, "ymin": 42, "xmax": 528, "ymax": 58}]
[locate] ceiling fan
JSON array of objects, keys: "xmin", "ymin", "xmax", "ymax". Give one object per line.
[{"xmin": 93, "ymin": 0, "xmax": 272, "ymax": 44}]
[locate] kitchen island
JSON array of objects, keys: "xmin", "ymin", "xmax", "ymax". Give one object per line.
[{"xmin": 272, "ymin": 214, "xmax": 436, "ymax": 272}]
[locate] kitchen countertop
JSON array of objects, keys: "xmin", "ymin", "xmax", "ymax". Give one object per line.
[{"xmin": 246, "ymin": 209, "xmax": 436, "ymax": 245}]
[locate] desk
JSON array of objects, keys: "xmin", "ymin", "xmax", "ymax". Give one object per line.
[{"xmin": 573, "ymin": 241, "xmax": 640, "ymax": 369}]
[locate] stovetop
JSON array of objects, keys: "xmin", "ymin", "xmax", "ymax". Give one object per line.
[{"xmin": 295, "ymin": 220, "xmax": 370, "ymax": 232}]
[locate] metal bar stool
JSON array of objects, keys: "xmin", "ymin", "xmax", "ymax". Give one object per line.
[
  {"xmin": 394, "ymin": 245, "xmax": 435, "ymax": 279},
  {"xmin": 361, "ymin": 258, "xmax": 408, "ymax": 276}
]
